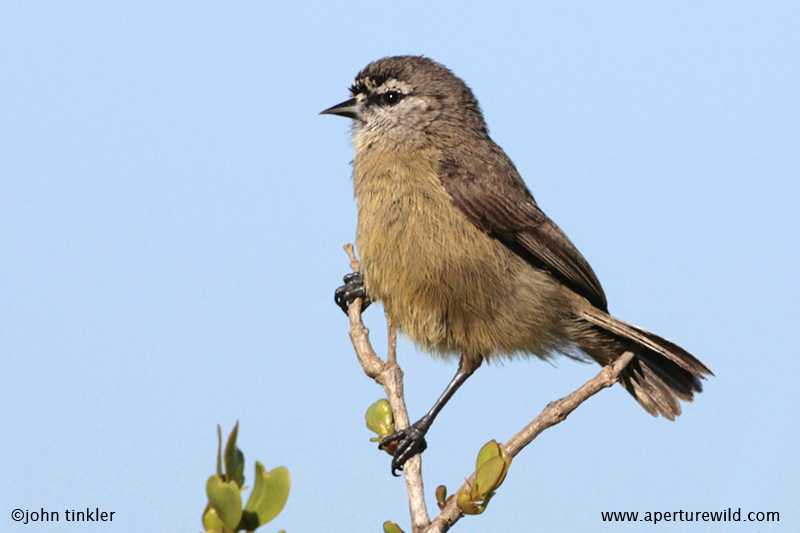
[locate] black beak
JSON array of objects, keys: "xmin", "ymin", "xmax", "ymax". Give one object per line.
[{"xmin": 320, "ymin": 98, "xmax": 363, "ymax": 120}]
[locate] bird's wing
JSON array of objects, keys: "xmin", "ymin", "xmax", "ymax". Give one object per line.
[{"xmin": 440, "ymin": 156, "xmax": 609, "ymax": 311}]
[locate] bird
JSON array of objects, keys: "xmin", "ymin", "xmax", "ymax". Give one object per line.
[{"xmin": 321, "ymin": 55, "xmax": 712, "ymax": 476}]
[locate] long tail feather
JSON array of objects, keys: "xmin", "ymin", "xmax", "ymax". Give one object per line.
[{"xmin": 576, "ymin": 306, "xmax": 712, "ymax": 420}]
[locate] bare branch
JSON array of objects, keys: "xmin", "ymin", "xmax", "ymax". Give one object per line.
[{"xmin": 343, "ymin": 244, "xmax": 430, "ymax": 531}]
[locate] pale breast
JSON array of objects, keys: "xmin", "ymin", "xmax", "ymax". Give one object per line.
[{"xmin": 352, "ymin": 144, "xmax": 569, "ymax": 360}]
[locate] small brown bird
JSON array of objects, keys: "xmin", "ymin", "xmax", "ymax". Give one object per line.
[{"xmin": 322, "ymin": 56, "xmax": 712, "ymax": 475}]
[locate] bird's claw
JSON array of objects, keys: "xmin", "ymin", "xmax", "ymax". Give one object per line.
[
  {"xmin": 379, "ymin": 419, "xmax": 430, "ymax": 476},
  {"xmin": 335, "ymin": 272, "xmax": 371, "ymax": 314}
]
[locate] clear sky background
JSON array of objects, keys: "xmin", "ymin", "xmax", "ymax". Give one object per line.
[{"xmin": 2, "ymin": 2, "xmax": 798, "ymax": 532}]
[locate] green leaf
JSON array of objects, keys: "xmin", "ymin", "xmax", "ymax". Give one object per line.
[
  {"xmin": 232, "ymin": 449, "xmax": 245, "ymax": 488},
  {"xmin": 435, "ymin": 485, "xmax": 447, "ymax": 509},
  {"xmin": 242, "ymin": 462, "xmax": 290, "ymax": 528},
  {"xmin": 476, "ymin": 440, "xmax": 503, "ymax": 470},
  {"xmin": 474, "ymin": 455, "xmax": 506, "ymax": 499},
  {"xmin": 224, "ymin": 422, "xmax": 245, "ymax": 487},
  {"xmin": 365, "ymin": 399, "xmax": 395, "ymax": 441},
  {"xmin": 456, "ymin": 485, "xmax": 483, "ymax": 515},
  {"xmin": 383, "ymin": 520, "xmax": 406, "ymax": 533},
  {"xmin": 475, "ymin": 440, "xmax": 511, "ymax": 491},
  {"xmin": 206, "ymin": 475, "xmax": 242, "ymax": 531},
  {"xmin": 202, "ymin": 504, "xmax": 226, "ymax": 532}
]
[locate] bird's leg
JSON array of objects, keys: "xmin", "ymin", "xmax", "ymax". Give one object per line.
[
  {"xmin": 334, "ymin": 272, "xmax": 372, "ymax": 314},
  {"xmin": 380, "ymin": 354, "xmax": 483, "ymax": 476}
]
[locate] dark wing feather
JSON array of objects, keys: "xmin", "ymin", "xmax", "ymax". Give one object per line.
[{"xmin": 440, "ymin": 155, "xmax": 609, "ymax": 311}]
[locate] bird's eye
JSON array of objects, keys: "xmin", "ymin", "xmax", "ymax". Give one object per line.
[{"xmin": 381, "ymin": 91, "xmax": 403, "ymax": 106}]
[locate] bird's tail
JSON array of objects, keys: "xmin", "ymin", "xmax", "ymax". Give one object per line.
[{"xmin": 573, "ymin": 305, "xmax": 712, "ymax": 420}]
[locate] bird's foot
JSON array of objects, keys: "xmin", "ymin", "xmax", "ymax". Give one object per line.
[
  {"xmin": 379, "ymin": 416, "xmax": 431, "ymax": 476},
  {"xmin": 334, "ymin": 272, "xmax": 371, "ymax": 314}
]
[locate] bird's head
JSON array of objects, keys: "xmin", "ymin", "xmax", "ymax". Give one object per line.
[{"xmin": 321, "ymin": 56, "xmax": 487, "ymax": 149}]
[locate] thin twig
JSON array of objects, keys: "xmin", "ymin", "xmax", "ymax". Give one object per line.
[
  {"xmin": 386, "ymin": 311, "xmax": 398, "ymax": 367},
  {"xmin": 343, "ymin": 244, "xmax": 430, "ymax": 531}
]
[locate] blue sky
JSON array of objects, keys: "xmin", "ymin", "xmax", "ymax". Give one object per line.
[{"xmin": 2, "ymin": 2, "xmax": 798, "ymax": 532}]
